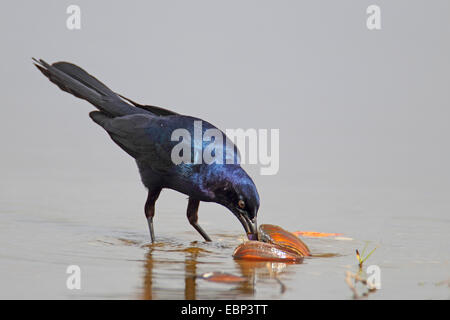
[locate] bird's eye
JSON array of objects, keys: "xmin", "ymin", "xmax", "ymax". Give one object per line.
[{"xmin": 238, "ymin": 200, "xmax": 245, "ymax": 209}]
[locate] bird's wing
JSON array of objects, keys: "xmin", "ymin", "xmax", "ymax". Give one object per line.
[
  {"xmin": 90, "ymin": 112, "xmax": 179, "ymax": 174},
  {"xmin": 117, "ymin": 94, "xmax": 179, "ymax": 116},
  {"xmin": 90, "ymin": 112, "xmax": 241, "ymax": 173}
]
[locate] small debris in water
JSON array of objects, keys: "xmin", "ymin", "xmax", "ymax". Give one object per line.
[
  {"xmin": 198, "ymin": 272, "xmax": 247, "ymax": 283},
  {"xmin": 293, "ymin": 231, "xmax": 343, "ymax": 238},
  {"xmin": 345, "ymin": 271, "xmax": 378, "ymax": 299},
  {"xmin": 434, "ymin": 279, "xmax": 450, "ymax": 287},
  {"xmin": 356, "ymin": 242, "xmax": 378, "ymax": 269},
  {"xmin": 334, "ymin": 236, "xmax": 353, "ymax": 241}
]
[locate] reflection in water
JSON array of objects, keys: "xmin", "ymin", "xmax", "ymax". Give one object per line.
[
  {"xmin": 140, "ymin": 241, "xmax": 300, "ymax": 299},
  {"xmin": 184, "ymin": 247, "xmax": 200, "ymax": 300},
  {"xmin": 235, "ymin": 260, "xmax": 291, "ymax": 294},
  {"xmin": 142, "ymin": 247, "xmax": 155, "ymax": 300}
]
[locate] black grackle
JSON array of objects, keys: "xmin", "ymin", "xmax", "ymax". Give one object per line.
[{"xmin": 33, "ymin": 59, "xmax": 259, "ymax": 242}]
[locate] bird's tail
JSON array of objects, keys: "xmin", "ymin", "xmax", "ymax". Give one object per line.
[{"xmin": 33, "ymin": 58, "xmax": 140, "ymax": 117}]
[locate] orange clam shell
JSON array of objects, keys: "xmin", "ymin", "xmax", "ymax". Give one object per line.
[
  {"xmin": 232, "ymin": 241, "xmax": 304, "ymax": 263},
  {"xmin": 259, "ymin": 224, "xmax": 311, "ymax": 256}
]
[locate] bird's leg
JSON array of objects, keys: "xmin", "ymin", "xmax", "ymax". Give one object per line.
[
  {"xmin": 187, "ymin": 198, "xmax": 212, "ymax": 242},
  {"xmin": 144, "ymin": 187, "xmax": 162, "ymax": 242}
]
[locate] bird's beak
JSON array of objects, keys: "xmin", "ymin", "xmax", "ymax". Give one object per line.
[
  {"xmin": 246, "ymin": 216, "xmax": 258, "ymax": 241},
  {"xmin": 236, "ymin": 213, "xmax": 258, "ymax": 241}
]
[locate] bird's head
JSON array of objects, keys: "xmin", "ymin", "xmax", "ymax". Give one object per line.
[{"xmin": 203, "ymin": 165, "xmax": 260, "ymax": 240}]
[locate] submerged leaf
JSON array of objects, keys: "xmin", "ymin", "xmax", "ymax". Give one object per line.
[{"xmin": 292, "ymin": 231, "xmax": 343, "ymax": 238}]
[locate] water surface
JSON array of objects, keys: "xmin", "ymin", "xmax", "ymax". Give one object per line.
[{"xmin": 1, "ymin": 170, "xmax": 448, "ymax": 299}]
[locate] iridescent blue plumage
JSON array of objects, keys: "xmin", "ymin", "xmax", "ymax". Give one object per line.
[{"xmin": 33, "ymin": 58, "xmax": 260, "ymax": 242}]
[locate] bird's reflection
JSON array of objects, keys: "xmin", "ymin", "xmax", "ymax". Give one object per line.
[
  {"xmin": 141, "ymin": 242, "xmax": 292, "ymax": 299},
  {"xmin": 234, "ymin": 260, "xmax": 289, "ymax": 294},
  {"xmin": 184, "ymin": 247, "xmax": 200, "ymax": 299},
  {"xmin": 142, "ymin": 246, "xmax": 156, "ymax": 300}
]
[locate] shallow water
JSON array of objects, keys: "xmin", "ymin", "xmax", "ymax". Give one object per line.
[
  {"xmin": 0, "ymin": 168, "xmax": 448, "ymax": 299},
  {"xmin": 0, "ymin": 0, "xmax": 449, "ymax": 300}
]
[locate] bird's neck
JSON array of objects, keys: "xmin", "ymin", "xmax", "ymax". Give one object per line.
[{"xmin": 195, "ymin": 164, "xmax": 240, "ymax": 201}]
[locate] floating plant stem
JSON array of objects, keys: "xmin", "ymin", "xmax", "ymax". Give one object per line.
[{"xmin": 356, "ymin": 243, "xmax": 378, "ymax": 269}]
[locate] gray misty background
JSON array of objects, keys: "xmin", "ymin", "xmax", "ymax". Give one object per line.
[{"xmin": 0, "ymin": 1, "xmax": 449, "ymax": 299}]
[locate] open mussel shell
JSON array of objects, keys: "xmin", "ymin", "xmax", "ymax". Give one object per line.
[
  {"xmin": 233, "ymin": 241, "xmax": 304, "ymax": 263},
  {"xmin": 259, "ymin": 224, "xmax": 311, "ymax": 256}
]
